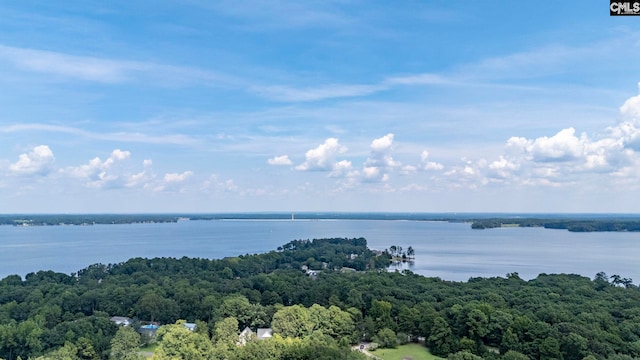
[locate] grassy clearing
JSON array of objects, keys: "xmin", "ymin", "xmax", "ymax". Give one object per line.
[
  {"xmin": 370, "ymin": 343, "xmax": 444, "ymax": 360},
  {"xmin": 139, "ymin": 343, "xmax": 157, "ymax": 358}
]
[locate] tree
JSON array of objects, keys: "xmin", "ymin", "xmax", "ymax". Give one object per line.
[
  {"xmin": 34, "ymin": 342, "xmax": 80, "ymax": 360},
  {"xmin": 271, "ymin": 305, "xmax": 311, "ymax": 338},
  {"xmin": 135, "ymin": 292, "xmax": 179, "ymax": 324},
  {"xmin": 369, "ymin": 300, "xmax": 393, "ymax": 331},
  {"xmin": 110, "ymin": 326, "xmax": 143, "ymax": 360},
  {"xmin": 153, "ymin": 321, "xmax": 214, "ymax": 360},
  {"xmin": 447, "ymin": 351, "xmax": 483, "ymax": 360},
  {"xmin": 326, "ymin": 306, "xmax": 355, "ymax": 339},
  {"xmin": 465, "ymin": 309, "xmax": 489, "ymax": 341},
  {"xmin": 428, "ymin": 317, "xmax": 457, "ymax": 356},
  {"xmin": 218, "ymin": 295, "xmax": 267, "ymax": 329},
  {"xmin": 500, "ymin": 328, "xmax": 520, "ymax": 354},
  {"xmin": 502, "ymin": 350, "xmax": 530, "ymax": 360},
  {"xmin": 397, "ymin": 305, "xmax": 419, "ymax": 338},
  {"xmin": 538, "ymin": 337, "xmax": 561, "ymax": 360},
  {"xmin": 13, "ymin": 319, "xmax": 44, "ymax": 359},
  {"xmin": 373, "ymin": 328, "xmax": 398, "ymax": 348},
  {"xmin": 560, "ymin": 332, "xmax": 588, "ymax": 360},
  {"xmin": 212, "ymin": 317, "xmax": 239, "ymax": 347},
  {"xmin": 406, "ymin": 246, "xmax": 415, "ymax": 259}
]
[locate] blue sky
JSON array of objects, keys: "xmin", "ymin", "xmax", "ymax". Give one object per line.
[{"xmin": 1, "ymin": 1, "xmax": 640, "ymax": 213}]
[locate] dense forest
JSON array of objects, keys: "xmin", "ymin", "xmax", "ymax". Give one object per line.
[
  {"xmin": 470, "ymin": 218, "xmax": 640, "ymax": 232},
  {"xmin": 1, "ymin": 238, "xmax": 640, "ymax": 359}
]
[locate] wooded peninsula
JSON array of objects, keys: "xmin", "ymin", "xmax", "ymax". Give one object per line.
[{"xmin": 1, "ymin": 238, "xmax": 639, "ymax": 360}]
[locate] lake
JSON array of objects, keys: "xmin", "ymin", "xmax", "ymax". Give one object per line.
[{"xmin": 0, "ymin": 219, "xmax": 638, "ymax": 282}]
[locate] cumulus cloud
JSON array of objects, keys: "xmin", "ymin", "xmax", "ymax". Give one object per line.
[
  {"xmin": 361, "ymin": 133, "xmax": 401, "ymax": 182},
  {"xmin": 203, "ymin": 174, "xmax": 239, "ymax": 192},
  {"xmin": 65, "ymin": 149, "xmax": 131, "ymax": 188},
  {"xmin": 370, "ymin": 133, "xmax": 394, "ymax": 153},
  {"xmin": 126, "ymin": 160, "xmax": 154, "ymax": 188},
  {"xmin": 420, "ymin": 150, "xmax": 444, "ymax": 171},
  {"xmin": 164, "ymin": 171, "xmax": 193, "ymax": 183},
  {"xmin": 508, "ymin": 128, "xmax": 584, "ymax": 162},
  {"xmin": 330, "ymin": 160, "xmax": 354, "ymax": 178},
  {"xmin": 296, "ymin": 138, "xmax": 347, "ymax": 171},
  {"xmin": 620, "ymin": 83, "xmax": 640, "ymax": 121},
  {"xmin": 153, "ymin": 171, "xmax": 195, "ymax": 192},
  {"xmin": 268, "ymin": 155, "xmax": 293, "ymax": 166},
  {"xmin": 488, "ymin": 156, "xmax": 520, "ymax": 179},
  {"xmin": 480, "ymin": 89, "xmax": 640, "ymax": 187},
  {"xmin": 9, "ymin": 145, "xmax": 55, "ymax": 175}
]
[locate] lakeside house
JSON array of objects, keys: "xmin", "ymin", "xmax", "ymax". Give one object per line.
[
  {"xmin": 257, "ymin": 328, "xmax": 273, "ymax": 340},
  {"xmin": 238, "ymin": 327, "xmax": 273, "ymax": 345},
  {"xmin": 109, "ymin": 316, "xmax": 132, "ymax": 326}
]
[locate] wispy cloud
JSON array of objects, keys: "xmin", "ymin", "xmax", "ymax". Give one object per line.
[
  {"xmin": 194, "ymin": 0, "xmax": 353, "ymax": 30},
  {"xmin": 250, "ymin": 84, "xmax": 385, "ymax": 102},
  {"xmin": 0, "ymin": 123, "xmax": 199, "ymax": 146},
  {"xmin": 0, "ymin": 44, "xmax": 237, "ymax": 87}
]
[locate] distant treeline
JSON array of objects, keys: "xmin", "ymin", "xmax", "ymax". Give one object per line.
[
  {"xmin": 2, "ymin": 213, "xmax": 640, "ymax": 232},
  {"xmin": 470, "ymin": 218, "xmax": 640, "ymax": 232},
  {"xmin": 0, "ymin": 214, "xmax": 183, "ymax": 226}
]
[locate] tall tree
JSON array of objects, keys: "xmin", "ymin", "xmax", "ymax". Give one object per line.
[
  {"xmin": 212, "ymin": 317, "xmax": 239, "ymax": 348},
  {"xmin": 153, "ymin": 321, "xmax": 214, "ymax": 360},
  {"xmin": 110, "ymin": 326, "xmax": 143, "ymax": 360},
  {"xmin": 406, "ymin": 246, "xmax": 415, "ymax": 259},
  {"xmin": 271, "ymin": 305, "xmax": 311, "ymax": 338}
]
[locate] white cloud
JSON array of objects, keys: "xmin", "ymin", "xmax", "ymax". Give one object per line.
[
  {"xmin": 362, "ymin": 166, "xmax": 382, "ymax": 181},
  {"xmin": 126, "ymin": 159, "xmax": 155, "ymax": 189},
  {"xmin": 361, "ymin": 133, "xmax": 400, "ymax": 182},
  {"xmin": 370, "ymin": 133, "xmax": 394, "ymax": 152},
  {"xmin": 203, "ymin": 175, "xmax": 239, "ymax": 192},
  {"xmin": 9, "ymin": 145, "xmax": 55, "ymax": 175},
  {"xmin": 65, "ymin": 149, "xmax": 131, "ymax": 188},
  {"xmin": 529, "ymin": 128, "xmax": 584, "ymax": 162},
  {"xmin": 0, "ymin": 44, "xmax": 235, "ymax": 87},
  {"xmin": 366, "ymin": 133, "xmax": 400, "ymax": 168},
  {"xmin": 329, "ymin": 160, "xmax": 353, "ymax": 177},
  {"xmin": 482, "ymin": 90, "xmax": 640, "ymax": 186},
  {"xmin": 251, "ymin": 84, "xmax": 384, "ymax": 102},
  {"xmin": 420, "ymin": 150, "xmax": 444, "ymax": 171},
  {"xmin": 296, "ymin": 138, "xmax": 347, "ymax": 171},
  {"xmin": 0, "ymin": 123, "xmax": 199, "ymax": 146},
  {"xmin": 268, "ymin": 155, "xmax": 293, "ymax": 165},
  {"xmin": 385, "ymin": 73, "xmax": 450, "ymax": 86},
  {"xmin": 164, "ymin": 171, "xmax": 194, "ymax": 183},
  {"xmin": 620, "ymin": 82, "xmax": 640, "ymax": 121},
  {"xmin": 488, "ymin": 156, "xmax": 519, "ymax": 179},
  {"xmin": 154, "ymin": 171, "xmax": 195, "ymax": 192}
]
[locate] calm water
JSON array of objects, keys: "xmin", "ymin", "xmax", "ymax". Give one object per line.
[{"xmin": 0, "ymin": 220, "xmax": 638, "ymax": 282}]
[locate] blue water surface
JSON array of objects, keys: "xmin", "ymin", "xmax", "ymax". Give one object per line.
[{"xmin": 0, "ymin": 219, "xmax": 638, "ymax": 282}]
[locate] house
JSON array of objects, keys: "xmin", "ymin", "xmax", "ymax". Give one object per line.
[
  {"xmin": 183, "ymin": 322, "xmax": 197, "ymax": 331},
  {"xmin": 238, "ymin": 326, "xmax": 253, "ymax": 345},
  {"xmin": 257, "ymin": 328, "xmax": 273, "ymax": 340},
  {"xmin": 138, "ymin": 322, "xmax": 160, "ymax": 337},
  {"xmin": 109, "ymin": 316, "xmax": 132, "ymax": 326}
]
